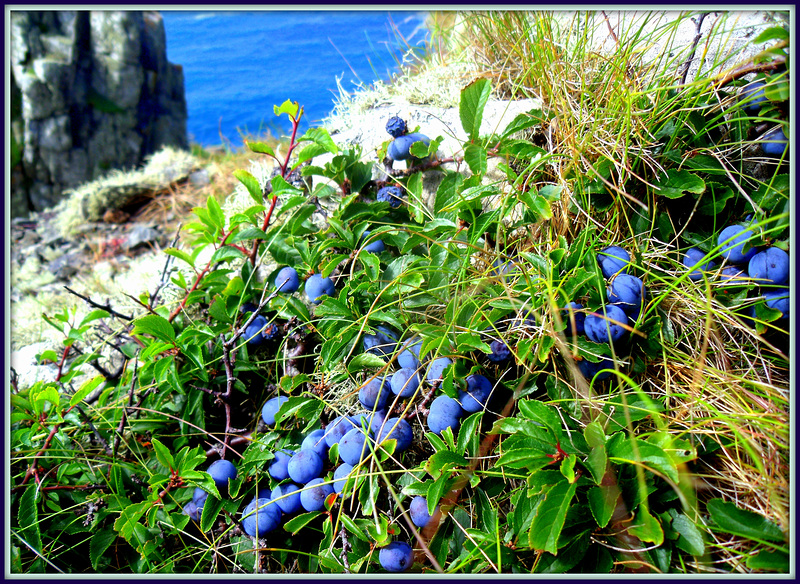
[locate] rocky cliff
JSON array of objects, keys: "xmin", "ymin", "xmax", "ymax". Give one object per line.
[{"xmin": 10, "ymin": 10, "xmax": 188, "ymax": 216}]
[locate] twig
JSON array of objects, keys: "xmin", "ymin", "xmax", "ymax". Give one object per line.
[
  {"xmin": 112, "ymin": 358, "xmax": 138, "ymax": 459},
  {"xmin": 713, "ymin": 41, "xmax": 788, "ymax": 89},
  {"xmin": 678, "ymin": 12, "xmax": 709, "ymax": 86},
  {"xmin": 150, "ymin": 222, "xmax": 182, "ymax": 308},
  {"xmin": 64, "ymin": 286, "xmax": 133, "ymax": 321},
  {"xmin": 600, "ymin": 11, "xmax": 619, "ymax": 44},
  {"xmin": 339, "ymin": 527, "xmax": 351, "ymax": 573}
]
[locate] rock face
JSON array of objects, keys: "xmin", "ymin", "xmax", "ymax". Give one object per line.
[{"xmin": 10, "ymin": 10, "xmax": 188, "ymax": 216}]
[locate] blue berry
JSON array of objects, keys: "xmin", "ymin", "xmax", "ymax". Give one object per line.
[
  {"xmin": 377, "ymin": 185, "xmax": 406, "ymax": 208},
  {"xmin": 427, "ymin": 395, "xmax": 463, "ymax": 435},
  {"xmin": 287, "ymin": 449, "xmax": 324, "ymax": 484},
  {"xmin": 741, "ymin": 81, "xmax": 768, "ymax": 115},
  {"xmin": 718, "ymin": 224, "xmax": 758, "ymax": 264},
  {"xmin": 409, "ymin": 496, "xmax": 437, "ymax": 528},
  {"xmin": 683, "ymin": 248, "xmax": 716, "ymax": 281},
  {"xmin": 487, "ymin": 338, "xmax": 511, "ymax": 362},
  {"xmin": 241, "ymin": 497, "xmax": 282, "ymax": 537},
  {"xmin": 578, "ymin": 358, "xmax": 614, "ymax": 381},
  {"xmin": 261, "ymin": 396, "xmax": 289, "ymax": 427},
  {"xmin": 387, "ymin": 133, "xmax": 431, "ymax": 162},
  {"xmin": 358, "ymin": 375, "xmax": 392, "ymax": 410},
  {"xmin": 363, "ymin": 326, "xmax": 398, "ymax": 357},
  {"xmin": 563, "ymin": 302, "xmax": 586, "ymax": 336},
  {"xmin": 457, "ymin": 374, "xmax": 492, "ymax": 413},
  {"xmin": 339, "ymin": 427, "xmax": 372, "ymax": 465},
  {"xmin": 271, "ymin": 483, "xmax": 303, "ymax": 514},
  {"xmin": 300, "ymin": 478, "xmax": 333, "ymax": 512},
  {"xmin": 245, "ymin": 315, "xmax": 267, "ymax": 346},
  {"xmin": 718, "ymin": 266, "xmax": 750, "ymax": 286},
  {"xmin": 301, "ymin": 429, "xmax": 328, "ymax": 458},
  {"xmin": 376, "ymin": 417, "xmax": 413, "ymax": 452},
  {"xmin": 748, "ymin": 247, "xmax": 789, "ymax": 285},
  {"xmin": 764, "ymin": 288, "xmax": 789, "ymax": 319},
  {"xmin": 305, "ymin": 273, "xmax": 335, "ymax": 304},
  {"xmin": 274, "ymin": 266, "xmax": 300, "ymax": 293},
  {"xmin": 379, "ymin": 541, "xmax": 414, "ymax": 572},
  {"xmin": 397, "ymin": 337, "xmax": 422, "ymax": 370},
  {"xmin": 761, "ymin": 127, "xmax": 788, "ymax": 157},
  {"xmin": 391, "ymin": 367, "xmax": 421, "ymax": 398},
  {"xmin": 268, "ymin": 449, "xmax": 294, "ymax": 481},
  {"xmin": 333, "ymin": 463, "xmax": 354, "ymax": 493},
  {"xmin": 207, "ymin": 459, "xmax": 237, "ymax": 489},
  {"xmin": 597, "ymin": 246, "xmax": 630, "ymax": 279},
  {"xmin": 385, "ymin": 116, "xmax": 407, "ymax": 138},
  {"xmin": 324, "ymin": 416, "xmax": 358, "ymax": 448},
  {"xmin": 607, "ymin": 274, "xmax": 646, "ymax": 316},
  {"xmin": 426, "ymin": 357, "xmax": 453, "ymax": 384},
  {"xmin": 584, "ymin": 304, "xmax": 629, "ymax": 344},
  {"xmin": 360, "ymin": 230, "xmax": 386, "ymax": 253}
]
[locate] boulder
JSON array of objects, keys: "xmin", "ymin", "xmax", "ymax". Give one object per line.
[{"xmin": 10, "ymin": 10, "xmax": 188, "ymax": 215}]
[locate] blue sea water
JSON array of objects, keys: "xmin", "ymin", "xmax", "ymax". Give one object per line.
[{"xmin": 161, "ymin": 10, "xmax": 429, "ymax": 147}]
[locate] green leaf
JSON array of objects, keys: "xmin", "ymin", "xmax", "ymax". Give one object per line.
[
  {"xmin": 150, "ymin": 438, "xmax": 175, "ymax": 471},
  {"xmin": 69, "ymin": 375, "xmax": 105, "ymax": 408},
  {"xmin": 654, "ymin": 169, "xmax": 705, "ymax": 199},
  {"xmin": 629, "ymin": 506, "xmax": 664, "ymax": 546},
  {"xmin": 460, "ymin": 78, "xmax": 492, "ymax": 142},
  {"xmin": 583, "ymin": 421, "xmax": 606, "ymax": 448},
  {"xmin": 456, "ymin": 412, "xmax": 483, "ymax": 458},
  {"xmin": 132, "ymin": 314, "xmax": 176, "ymax": 344},
  {"xmin": 752, "ymin": 25, "xmax": 789, "ymax": 43},
  {"xmin": 538, "ymin": 184, "xmax": 563, "ymax": 201},
  {"xmin": 587, "ymin": 484, "xmax": 619, "ymax": 529},
  {"xmin": 113, "ymin": 501, "xmax": 149, "ymax": 544},
  {"xmin": 560, "ymin": 454, "xmax": 577, "ymax": 483},
  {"xmin": 18, "ymin": 487, "xmax": 41, "ymax": 554},
  {"xmin": 200, "ymin": 495, "xmax": 223, "ymax": 533},
  {"xmin": 517, "ymin": 399, "xmax": 562, "ymax": 439},
  {"xmin": 706, "ymin": 498, "xmax": 786, "ymax": 543},
  {"xmin": 274, "ymin": 99, "xmax": 299, "ymax": 119},
  {"xmin": 669, "ymin": 510, "xmax": 705, "ymax": 556},
  {"xmin": 229, "ymin": 227, "xmax": 268, "ymax": 244},
  {"xmin": 607, "ymin": 434, "xmax": 679, "ymax": 483},
  {"xmin": 426, "ymin": 451, "xmax": 469, "ymax": 477},
  {"xmin": 529, "ymin": 479, "xmax": 578, "ymax": 555},
  {"xmin": 347, "ymin": 352, "xmax": 388, "ymax": 372},
  {"xmin": 501, "ymin": 108, "xmax": 544, "ymax": 139},
  {"xmin": 89, "ymin": 530, "xmax": 116, "ymax": 570},
  {"xmin": 584, "ymin": 445, "xmax": 607, "ymax": 485},
  {"xmin": 340, "ymin": 514, "xmax": 369, "ymax": 542},
  {"xmin": 211, "ymin": 246, "xmax": 246, "ymax": 264},
  {"xmin": 206, "ymin": 194, "xmax": 225, "ymax": 230},
  {"xmin": 434, "ymin": 172, "xmax": 465, "ymax": 214},
  {"xmin": 427, "ymin": 472, "xmax": 455, "ymax": 514},
  {"xmin": 746, "ymin": 550, "xmax": 789, "ymax": 571},
  {"xmin": 464, "ymin": 143, "xmax": 488, "ymax": 175},
  {"xmin": 247, "ymin": 141, "xmax": 275, "ymax": 156},
  {"xmin": 163, "ymin": 247, "xmax": 196, "ymax": 268},
  {"xmin": 233, "ymin": 169, "xmax": 264, "ymax": 204}
]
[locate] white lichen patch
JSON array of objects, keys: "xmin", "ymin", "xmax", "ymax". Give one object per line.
[{"xmin": 54, "ymin": 146, "xmax": 199, "ymax": 236}]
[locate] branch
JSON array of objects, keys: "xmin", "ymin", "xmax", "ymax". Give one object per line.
[
  {"xmin": 64, "ymin": 286, "xmax": 133, "ymax": 321},
  {"xmin": 678, "ymin": 12, "xmax": 709, "ymax": 86}
]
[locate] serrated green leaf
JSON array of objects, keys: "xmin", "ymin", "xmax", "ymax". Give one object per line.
[
  {"xmin": 340, "ymin": 514, "xmax": 369, "ymax": 542},
  {"xmin": 18, "ymin": 487, "xmax": 41, "ymax": 554},
  {"xmin": 426, "ymin": 472, "xmax": 454, "ymax": 515},
  {"xmin": 583, "ymin": 421, "xmax": 606, "ymax": 448},
  {"xmin": 200, "ymin": 495, "xmax": 223, "ymax": 533},
  {"xmin": 347, "ymin": 353, "xmax": 387, "ymax": 371},
  {"xmin": 587, "ymin": 484, "xmax": 619, "ymax": 529},
  {"xmin": 434, "ymin": 172, "xmax": 464, "ymax": 214},
  {"xmin": 456, "ymin": 412, "xmax": 483, "ymax": 458},
  {"xmin": 163, "ymin": 247, "xmax": 196, "ymax": 268},
  {"xmin": 584, "ymin": 445, "xmax": 607, "ymax": 485},
  {"xmin": 90, "ymin": 529, "xmax": 117, "ymax": 570},
  {"xmin": 247, "ymin": 141, "xmax": 275, "ymax": 156},
  {"xmin": 752, "ymin": 25, "xmax": 789, "ymax": 43},
  {"xmin": 460, "ymin": 78, "xmax": 492, "ymax": 142},
  {"xmin": 206, "ymin": 194, "xmax": 225, "ymax": 230},
  {"xmin": 501, "ymin": 108, "xmax": 544, "ymax": 139},
  {"xmin": 669, "ymin": 510, "xmax": 705, "ymax": 556},
  {"xmin": 517, "ymin": 399, "xmax": 562, "ymax": 439},
  {"xmin": 113, "ymin": 501, "xmax": 148, "ymax": 544},
  {"xmin": 426, "ymin": 451, "xmax": 469, "ymax": 477},
  {"xmin": 706, "ymin": 498, "xmax": 785, "ymax": 543},
  {"xmin": 211, "ymin": 246, "xmax": 246, "ymax": 264},
  {"xmin": 560, "ymin": 454, "xmax": 577, "ymax": 483},
  {"xmin": 464, "ymin": 143, "xmax": 488, "ymax": 175},
  {"xmin": 655, "ymin": 168, "xmax": 705, "ymax": 199},
  {"xmin": 132, "ymin": 314, "xmax": 175, "ymax": 344},
  {"xmin": 233, "ymin": 169, "xmax": 264, "ymax": 204},
  {"xmin": 629, "ymin": 506, "xmax": 664, "ymax": 546},
  {"xmin": 69, "ymin": 375, "xmax": 104, "ymax": 408},
  {"xmin": 746, "ymin": 549, "xmax": 789, "ymax": 571},
  {"xmin": 529, "ymin": 479, "xmax": 578, "ymax": 555},
  {"xmin": 274, "ymin": 99, "xmax": 299, "ymax": 118},
  {"xmin": 229, "ymin": 227, "xmax": 268, "ymax": 244},
  {"xmin": 150, "ymin": 438, "xmax": 175, "ymax": 471},
  {"xmin": 608, "ymin": 435, "xmax": 678, "ymax": 483}
]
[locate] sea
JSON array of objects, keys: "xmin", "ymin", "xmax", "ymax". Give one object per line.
[{"xmin": 161, "ymin": 10, "xmax": 430, "ymax": 148}]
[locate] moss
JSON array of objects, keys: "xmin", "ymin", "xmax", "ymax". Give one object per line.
[{"xmin": 54, "ymin": 146, "xmax": 199, "ymax": 236}]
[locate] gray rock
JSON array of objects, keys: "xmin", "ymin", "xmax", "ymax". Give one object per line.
[
  {"xmin": 10, "ymin": 10, "xmax": 188, "ymax": 216},
  {"xmin": 125, "ymin": 224, "xmax": 161, "ymax": 250}
]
